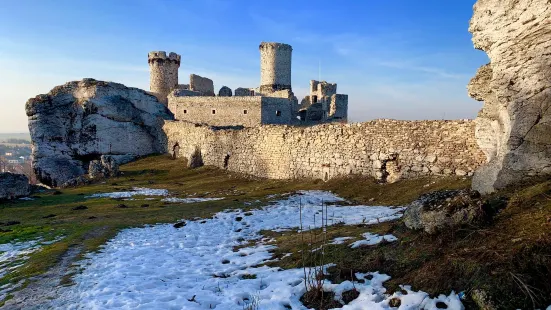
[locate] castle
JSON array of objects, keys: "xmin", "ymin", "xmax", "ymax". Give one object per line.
[
  {"xmin": 151, "ymin": 42, "xmax": 484, "ymax": 184},
  {"xmin": 148, "ymin": 42, "xmax": 348, "ymax": 127}
]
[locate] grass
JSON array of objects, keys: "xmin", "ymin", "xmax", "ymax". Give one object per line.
[{"xmin": 1, "ymin": 154, "xmax": 529, "ymax": 308}]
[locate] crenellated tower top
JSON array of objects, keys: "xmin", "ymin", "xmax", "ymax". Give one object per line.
[{"xmin": 148, "ymin": 51, "xmax": 181, "ymax": 65}]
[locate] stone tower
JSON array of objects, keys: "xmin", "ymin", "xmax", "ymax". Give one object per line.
[
  {"xmin": 259, "ymin": 42, "xmax": 292, "ymax": 94},
  {"xmin": 148, "ymin": 51, "xmax": 181, "ymax": 105}
]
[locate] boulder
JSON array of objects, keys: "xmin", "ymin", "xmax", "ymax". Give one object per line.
[
  {"xmin": 468, "ymin": 0, "xmax": 551, "ymax": 194},
  {"xmin": 0, "ymin": 173, "xmax": 31, "ymax": 200},
  {"xmin": 26, "ymin": 78, "xmax": 174, "ymax": 187},
  {"xmin": 88, "ymin": 155, "xmax": 130, "ymax": 179},
  {"xmin": 218, "ymin": 86, "xmax": 232, "ymax": 97},
  {"xmin": 403, "ymin": 189, "xmax": 506, "ymax": 234}
]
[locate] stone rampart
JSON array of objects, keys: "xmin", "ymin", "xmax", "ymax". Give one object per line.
[
  {"xmin": 189, "ymin": 74, "xmax": 214, "ymax": 96},
  {"xmin": 163, "ymin": 119, "xmax": 486, "ymax": 182}
]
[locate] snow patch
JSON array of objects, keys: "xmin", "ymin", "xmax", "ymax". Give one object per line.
[
  {"xmin": 330, "ymin": 237, "xmax": 354, "ymax": 245},
  {"xmin": 350, "ymin": 232, "xmax": 398, "ymax": 249},
  {"xmin": 162, "ymin": 197, "xmax": 224, "ymax": 203},
  {"xmin": 52, "ymin": 191, "xmax": 462, "ymax": 309},
  {"xmin": 86, "ymin": 187, "xmax": 169, "ymax": 199},
  {"xmin": 0, "ymin": 236, "xmax": 64, "ymax": 301}
]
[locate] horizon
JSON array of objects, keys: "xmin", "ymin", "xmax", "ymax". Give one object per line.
[{"xmin": 0, "ymin": 0, "xmax": 488, "ymax": 133}]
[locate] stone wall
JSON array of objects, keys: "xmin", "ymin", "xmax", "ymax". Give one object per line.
[
  {"xmin": 164, "ymin": 119, "xmax": 486, "ymax": 182},
  {"xmin": 189, "ymin": 74, "xmax": 215, "ymax": 96},
  {"xmin": 168, "ymin": 95, "xmax": 294, "ymax": 127},
  {"xmin": 235, "ymin": 88, "xmax": 255, "ymax": 96}
]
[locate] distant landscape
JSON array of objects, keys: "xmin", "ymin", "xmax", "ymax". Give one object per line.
[{"xmin": 0, "ymin": 133, "xmax": 31, "ymax": 143}]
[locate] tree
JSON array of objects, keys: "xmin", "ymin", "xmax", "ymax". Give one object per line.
[{"xmin": 0, "ymin": 156, "xmax": 6, "ymax": 173}]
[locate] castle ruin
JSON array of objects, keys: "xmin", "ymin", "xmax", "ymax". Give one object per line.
[
  {"xmin": 154, "ymin": 42, "xmax": 485, "ymax": 183},
  {"xmin": 148, "ymin": 42, "xmax": 348, "ymax": 127}
]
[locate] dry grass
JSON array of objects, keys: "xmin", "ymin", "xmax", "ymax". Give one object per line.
[{"xmin": 266, "ymin": 179, "xmax": 551, "ymax": 309}]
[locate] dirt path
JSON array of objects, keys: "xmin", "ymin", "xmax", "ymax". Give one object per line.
[{"xmin": 1, "ymin": 227, "xmax": 109, "ymax": 310}]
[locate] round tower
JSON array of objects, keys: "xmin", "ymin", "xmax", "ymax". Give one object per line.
[
  {"xmin": 259, "ymin": 42, "xmax": 292, "ymax": 94},
  {"xmin": 148, "ymin": 51, "xmax": 181, "ymax": 105}
]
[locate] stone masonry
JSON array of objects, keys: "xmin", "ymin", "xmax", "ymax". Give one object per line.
[
  {"xmin": 148, "ymin": 51, "xmax": 181, "ymax": 106},
  {"xmin": 164, "ymin": 119, "xmax": 485, "ymax": 182},
  {"xmin": 149, "ymin": 42, "xmax": 346, "ymax": 127},
  {"xmin": 259, "ymin": 42, "xmax": 293, "ymax": 94},
  {"xmin": 169, "ymin": 95, "xmax": 294, "ymax": 127},
  {"xmin": 190, "ymin": 74, "xmax": 215, "ymax": 96}
]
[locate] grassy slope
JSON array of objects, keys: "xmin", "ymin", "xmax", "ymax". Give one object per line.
[
  {"xmin": 1, "ymin": 155, "xmax": 548, "ymax": 308},
  {"xmin": 266, "ymin": 180, "xmax": 551, "ymax": 309}
]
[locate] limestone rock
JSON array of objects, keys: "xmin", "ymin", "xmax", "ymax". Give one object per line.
[
  {"xmin": 88, "ymin": 155, "xmax": 126, "ymax": 179},
  {"xmin": 218, "ymin": 86, "xmax": 232, "ymax": 97},
  {"xmin": 403, "ymin": 189, "xmax": 505, "ymax": 234},
  {"xmin": 469, "ymin": 0, "xmax": 551, "ymax": 194},
  {"xmin": 0, "ymin": 173, "xmax": 31, "ymax": 200},
  {"xmin": 60, "ymin": 175, "xmax": 91, "ymax": 188},
  {"xmin": 26, "ymin": 78, "xmax": 173, "ymax": 187},
  {"xmin": 471, "ymin": 289, "xmax": 497, "ymax": 310}
]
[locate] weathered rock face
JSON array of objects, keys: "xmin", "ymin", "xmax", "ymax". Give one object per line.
[
  {"xmin": 26, "ymin": 79, "xmax": 173, "ymax": 187},
  {"xmin": 403, "ymin": 189, "xmax": 506, "ymax": 234},
  {"xmin": 0, "ymin": 173, "xmax": 31, "ymax": 200},
  {"xmin": 88, "ymin": 155, "xmax": 125, "ymax": 179},
  {"xmin": 469, "ymin": 0, "xmax": 551, "ymax": 194}
]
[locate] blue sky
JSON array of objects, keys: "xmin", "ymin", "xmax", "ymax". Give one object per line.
[{"xmin": 0, "ymin": 0, "xmax": 488, "ymax": 133}]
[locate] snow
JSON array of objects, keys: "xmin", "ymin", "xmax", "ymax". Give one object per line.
[
  {"xmin": 350, "ymin": 233, "xmax": 398, "ymax": 249},
  {"xmin": 0, "ymin": 240, "xmax": 42, "ymax": 279},
  {"xmin": 53, "ymin": 190, "xmax": 463, "ymax": 309},
  {"xmin": 0, "ymin": 237, "xmax": 64, "ymax": 301},
  {"xmin": 162, "ymin": 197, "xmax": 224, "ymax": 203},
  {"xmin": 86, "ymin": 187, "xmax": 169, "ymax": 199},
  {"xmin": 330, "ymin": 237, "xmax": 354, "ymax": 245},
  {"xmin": 86, "ymin": 188, "xmax": 225, "ymax": 205}
]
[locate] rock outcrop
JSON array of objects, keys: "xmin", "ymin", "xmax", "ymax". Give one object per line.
[
  {"xmin": 88, "ymin": 155, "xmax": 126, "ymax": 179},
  {"xmin": 0, "ymin": 173, "xmax": 31, "ymax": 200},
  {"xmin": 469, "ymin": 0, "xmax": 551, "ymax": 193},
  {"xmin": 26, "ymin": 79, "xmax": 173, "ymax": 187},
  {"xmin": 403, "ymin": 189, "xmax": 506, "ymax": 234}
]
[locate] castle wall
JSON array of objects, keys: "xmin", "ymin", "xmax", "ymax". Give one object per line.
[
  {"xmin": 235, "ymin": 88, "xmax": 255, "ymax": 96},
  {"xmin": 260, "ymin": 98, "xmax": 294, "ymax": 125},
  {"xmin": 169, "ymin": 96, "xmax": 263, "ymax": 127},
  {"xmin": 163, "ymin": 119, "xmax": 486, "ymax": 181},
  {"xmin": 330, "ymin": 94, "xmax": 348, "ymax": 120},
  {"xmin": 168, "ymin": 96, "xmax": 296, "ymax": 127},
  {"xmin": 189, "ymin": 74, "xmax": 215, "ymax": 96}
]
